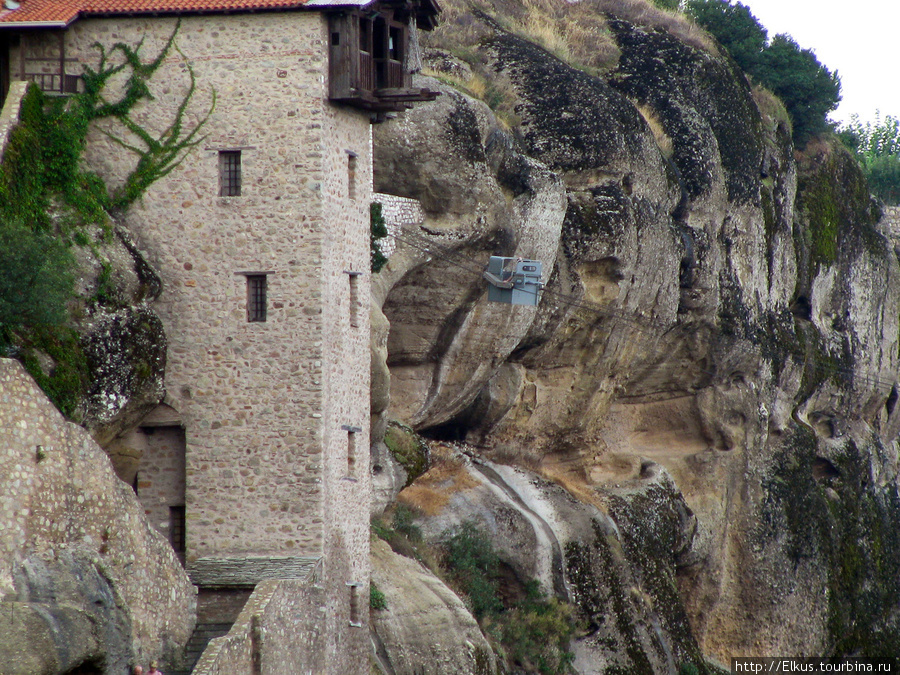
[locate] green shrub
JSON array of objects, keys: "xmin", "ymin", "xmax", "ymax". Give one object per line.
[
  {"xmin": 443, "ymin": 521, "xmax": 504, "ymax": 618},
  {"xmin": 16, "ymin": 326, "xmax": 89, "ymax": 419},
  {"xmin": 496, "ymin": 581, "xmax": 577, "ymax": 674},
  {"xmin": 371, "ymin": 504, "xmax": 440, "ymax": 571},
  {"xmin": 383, "ymin": 422, "xmax": 429, "ymax": 486},
  {"xmin": 0, "ymin": 221, "xmax": 75, "ymax": 336},
  {"xmin": 441, "ymin": 522, "xmax": 577, "ymax": 674},
  {"xmin": 392, "ymin": 503, "xmax": 423, "ymax": 542},
  {"xmin": 370, "ymin": 582, "xmax": 387, "ymax": 610}
]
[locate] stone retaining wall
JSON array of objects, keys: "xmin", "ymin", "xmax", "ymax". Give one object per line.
[
  {"xmin": 882, "ymin": 205, "xmax": 900, "ymax": 239},
  {"xmin": 0, "ymin": 80, "xmax": 28, "ymax": 163},
  {"xmin": 374, "ymin": 192, "xmax": 426, "ymax": 257},
  {"xmin": 192, "ymin": 562, "xmax": 327, "ymax": 675},
  {"xmin": 0, "ymin": 358, "xmax": 195, "ymax": 672}
]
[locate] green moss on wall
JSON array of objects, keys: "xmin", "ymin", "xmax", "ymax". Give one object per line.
[
  {"xmin": 797, "ymin": 140, "xmax": 884, "ymax": 273},
  {"xmin": 384, "ymin": 422, "xmax": 429, "ymax": 486},
  {"xmin": 762, "ymin": 427, "xmax": 900, "ymax": 655}
]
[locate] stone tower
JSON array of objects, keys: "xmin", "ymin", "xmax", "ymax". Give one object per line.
[{"xmin": 0, "ymin": 0, "xmax": 438, "ymax": 670}]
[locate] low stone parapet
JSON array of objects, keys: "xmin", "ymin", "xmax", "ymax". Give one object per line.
[
  {"xmin": 191, "ymin": 560, "xmax": 326, "ymax": 675},
  {"xmin": 0, "ymin": 81, "xmax": 29, "ymax": 164}
]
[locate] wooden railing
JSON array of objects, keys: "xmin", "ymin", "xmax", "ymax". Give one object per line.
[
  {"xmin": 374, "ymin": 58, "xmax": 404, "ymax": 90},
  {"xmin": 358, "ymin": 51, "xmax": 374, "ymax": 92},
  {"xmin": 25, "ymin": 72, "xmax": 79, "ymax": 95},
  {"xmin": 385, "ymin": 59, "xmax": 404, "ymax": 89}
]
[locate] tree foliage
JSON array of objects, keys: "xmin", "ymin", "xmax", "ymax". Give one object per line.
[
  {"xmin": 686, "ymin": 0, "xmax": 841, "ymax": 146},
  {"xmin": 839, "ymin": 114, "xmax": 900, "ymax": 205},
  {"xmin": 684, "ymin": 0, "xmax": 766, "ymax": 74},
  {"xmin": 371, "ymin": 201, "xmax": 388, "ymax": 272},
  {"xmin": 754, "ymin": 34, "xmax": 841, "ymax": 146},
  {"xmin": 0, "ymin": 24, "xmax": 211, "ymax": 413}
]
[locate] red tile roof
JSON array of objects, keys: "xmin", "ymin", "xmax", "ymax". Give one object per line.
[{"xmin": 0, "ymin": 0, "xmax": 317, "ymax": 26}]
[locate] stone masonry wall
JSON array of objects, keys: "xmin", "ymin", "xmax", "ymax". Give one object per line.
[
  {"xmin": 882, "ymin": 205, "xmax": 900, "ymax": 239},
  {"xmin": 0, "ymin": 358, "xmax": 195, "ymax": 671},
  {"xmin": 193, "ymin": 566, "xmax": 326, "ymax": 675},
  {"xmin": 136, "ymin": 426, "xmax": 187, "ymax": 557},
  {"xmin": 319, "ymin": 86, "xmax": 373, "ymax": 671},
  {"xmin": 8, "ymin": 13, "xmax": 373, "ymax": 672},
  {"xmin": 373, "ymin": 192, "xmax": 426, "ymax": 257},
  {"xmin": 58, "ymin": 12, "xmax": 332, "ymax": 561}
]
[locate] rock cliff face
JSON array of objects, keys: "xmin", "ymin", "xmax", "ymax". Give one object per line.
[{"xmin": 370, "ymin": 2, "xmax": 900, "ymax": 670}]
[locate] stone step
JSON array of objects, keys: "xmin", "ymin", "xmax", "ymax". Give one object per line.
[{"xmin": 174, "ymin": 621, "xmax": 233, "ymax": 674}]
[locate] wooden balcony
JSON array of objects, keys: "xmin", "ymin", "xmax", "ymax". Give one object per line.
[{"xmin": 328, "ymin": 9, "xmax": 440, "ymax": 113}]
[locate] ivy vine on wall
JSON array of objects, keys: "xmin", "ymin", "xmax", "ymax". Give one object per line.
[{"xmin": 0, "ymin": 21, "xmax": 214, "ymax": 416}]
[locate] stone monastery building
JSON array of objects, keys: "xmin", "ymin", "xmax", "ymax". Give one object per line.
[{"xmin": 0, "ymin": 0, "xmax": 437, "ymax": 669}]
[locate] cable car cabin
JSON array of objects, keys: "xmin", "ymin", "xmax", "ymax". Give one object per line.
[
  {"xmin": 327, "ymin": 0, "xmax": 441, "ymax": 113},
  {"xmin": 483, "ymin": 256, "xmax": 544, "ymax": 307}
]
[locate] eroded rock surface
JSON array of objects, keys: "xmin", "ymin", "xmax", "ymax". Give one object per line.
[
  {"xmin": 371, "ymin": 538, "xmax": 497, "ymax": 675},
  {"xmin": 372, "ymin": 2, "xmax": 900, "ymax": 667}
]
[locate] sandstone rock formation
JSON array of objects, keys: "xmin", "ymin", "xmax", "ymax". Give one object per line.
[
  {"xmin": 0, "ymin": 358, "xmax": 195, "ymax": 674},
  {"xmin": 371, "ymin": 1, "xmax": 900, "ymax": 668},
  {"xmin": 370, "ymin": 538, "xmax": 497, "ymax": 675}
]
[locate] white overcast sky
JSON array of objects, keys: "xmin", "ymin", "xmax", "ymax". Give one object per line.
[{"xmin": 735, "ymin": 0, "xmax": 899, "ymax": 126}]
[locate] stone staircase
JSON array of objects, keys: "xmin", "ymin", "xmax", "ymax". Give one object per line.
[{"xmin": 169, "ymin": 622, "xmax": 233, "ymax": 675}]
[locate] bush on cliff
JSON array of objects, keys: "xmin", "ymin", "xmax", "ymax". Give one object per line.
[
  {"xmin": 441, "ymin": 521, "xmax": 577, "ymax": 674},
  {"xmin": 686, "ymin": 0, "xmax": 840, "ymax": 146}
]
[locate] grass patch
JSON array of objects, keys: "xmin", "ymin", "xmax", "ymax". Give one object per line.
[
  {"xmin": 398, "ymin": 446, "xmax": 480, "ymax": 516},
  {"xmin": 634, "ymin": 101, "xmax": 674, "ymax": 158},
  {"xmin": 370, "ymin": 582, "xmax": 387, "ymax": 610},
  {"xmin": 751, "ymin": 83, "xmax": 792, "ymax": 141}
]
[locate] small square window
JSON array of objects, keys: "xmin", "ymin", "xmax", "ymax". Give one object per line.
[
  {"xmin": 219, "ymin": 150, "xmax": 242, "ymax": 197},
  {"xmin": 247, "ymin": 275, "xmax": 267, "ymax": 322}
]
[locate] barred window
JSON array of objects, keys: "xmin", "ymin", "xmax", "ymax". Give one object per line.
[
  {"xmin": 219, "ymin": 150, "xmax": 242, "ymax": 196},
  {"xmin": 247, "ymin": 275, "xmax": 267, "ymax": 322}
]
